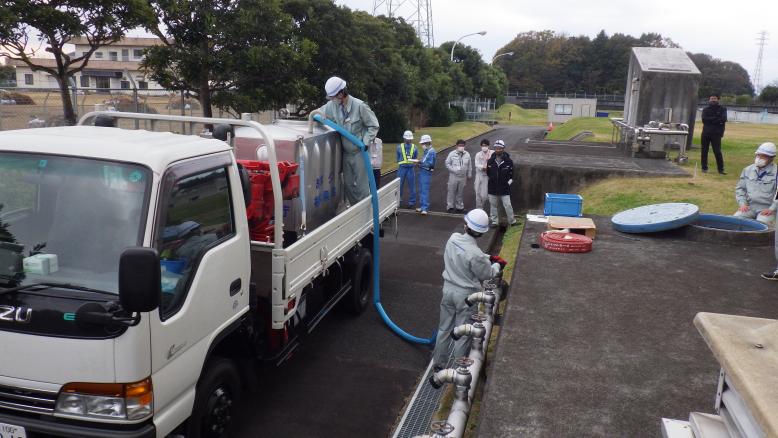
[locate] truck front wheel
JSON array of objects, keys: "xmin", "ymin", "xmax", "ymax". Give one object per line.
[
  {"xmin": 187, "ymin": 358, "xmax": 241, "ymax": 438},
  {"xmin": 344, "ymin": 248, "xmax": 373, "ymax": 315}
]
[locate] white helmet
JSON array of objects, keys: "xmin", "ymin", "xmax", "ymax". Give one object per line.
[
  {"xmin": 403, "ymin": 130, "xmax": 414, "ymax": 140},
  {"xmin": 325, "ymin": 76, "xmax": 347, "ymax": 97},
  {"xmin": 756, "ymin": 142, "xmax": 777, "ymax": 157},
  {"xmin": 494, "ymin": 139, "xmax": 506, "ymax": 148},
  {"xmin": 420, "ymin": 134, "xmax": 432, "ymax": 144},
  {"xmin": 465, "ymin": 209, "xmax": 490, "ymax": 234}
]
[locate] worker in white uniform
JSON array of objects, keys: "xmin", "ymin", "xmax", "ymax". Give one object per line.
[
  {"xmin": 432, "ymin": 209, "xmax": 505, "ymax": 370},
  {"xmin": 734, "ymin": 142, "xmax": 778, "ymax": 226},
  {"xmin": 317, "ymin": 76, "xmax": 380, "ymax": 205},
  {"xmin": 445, "ymin": 139, "xmax": 472, "ymax": 213},
  {"xmin": 473, "ymin": 139, "xmax": 492, "ymax": 210}
]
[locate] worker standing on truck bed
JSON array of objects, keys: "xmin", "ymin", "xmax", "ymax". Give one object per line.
[
  {"xmin": 318, "ymin": 76, "xmax": 380, "ymax": 205},
  {"xmin": 432, "ymin": 209, "xmax": 505, "ymax": 370}
]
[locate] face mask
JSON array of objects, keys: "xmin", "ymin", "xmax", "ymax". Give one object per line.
[
  {"xmin": 481, "ymin": 147, "xmax": 489, "ymax": 153},
  {"xmin": 457, "ymin": 146, "xmax": 465, "ymax": 152},
  {"xmin": 709, "ymin": 100, "xmax": 719, "ymax": 106},
  {"xmin": 756, "ymin": 157, "xmax": 768, "ymax": 168},
  {"xmin": 423, "ymin": 144, "xmax": 430, "ymax": 149}
]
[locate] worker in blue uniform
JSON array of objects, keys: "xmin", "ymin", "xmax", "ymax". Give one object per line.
[
  {"xmin": 397, "ymin": 130, "xmax": 418, "ymax": 208},
  {"xmin": 417, "ymin": 134, "xmax": 436, "ymax": 215}
]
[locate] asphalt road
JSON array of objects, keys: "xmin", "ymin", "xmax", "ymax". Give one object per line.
[
  {"xmin": 390, "ymin": 126, "xmax": 546, "ymax": 213},
  {"xmin": 233, "ymin": 212, "xmax": 496, "ymax": 438}
]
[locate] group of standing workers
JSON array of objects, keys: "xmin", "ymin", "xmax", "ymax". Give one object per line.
[{"xmin": 396, "ymin": 133, "xmax": 518, "ymax": 226}]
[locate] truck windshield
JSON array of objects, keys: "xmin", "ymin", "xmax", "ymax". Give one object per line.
[{"xmin": 0, "ymin": 152, "xmax": 149, "ymax": 294}]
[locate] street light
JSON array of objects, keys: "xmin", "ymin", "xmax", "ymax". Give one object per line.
[
  {"xmin": 450, "ymin": 31, "xmax": 487, "ymax": 62},
  {"xmin": 491, "ymin": 51, "xmax": 514, "ymax": 65}
]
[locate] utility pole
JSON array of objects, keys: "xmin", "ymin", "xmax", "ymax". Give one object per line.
[
  {"xmin": 373, "ymin": 0, "xmax": 434, "ymax": 47},
  {"xmin": 754, "ymin": 31, "xmax": 768, "ymax": 97}
]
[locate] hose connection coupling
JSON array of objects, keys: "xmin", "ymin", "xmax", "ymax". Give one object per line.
[
  {"xmin": 449, "ymin": 324, "xmax": 475, "ymax": 341},
  {"xmin": 465, "ymin": 291, "xmax": 496, "ymax": 307},
  {"xmin": 428, "ymin": 357, "xmax": 473, "ymax": 390}
]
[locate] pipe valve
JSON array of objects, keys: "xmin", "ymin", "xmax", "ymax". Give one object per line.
[
  {"xmin": 428, "ymin": 358, "xmax": 473, "ymax": 389},
  {"xmin": 450, "ymin": 322, "xmax": 486, "ymax": 341},
  {"xmin": 465, "ymin": 291, "xmax": 496, "ymax": 307}
]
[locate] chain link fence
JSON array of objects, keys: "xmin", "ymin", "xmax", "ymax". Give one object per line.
[{"xmin": 0, "ymin": 87, "xmax": 246, "ymax": 132}]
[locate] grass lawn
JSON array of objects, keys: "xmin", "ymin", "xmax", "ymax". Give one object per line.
[
  {"xmin": 495, "ymin": 104, "xmax": 547, "ymax": 126},
  {"xmin": 546, "ymin": 116, "xmax": 615, "ymax": 142},
  {"xmin": 574, "ymin": 120, "xmax": 778, "ymax": 216},
  {"xmin": 380, "ymin": 121, "xmax": 491, "ymax": 173}
]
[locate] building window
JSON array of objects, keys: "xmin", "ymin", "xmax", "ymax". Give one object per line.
[
  {"xmin": 138, "ymin": 81, "xmax": 148, "ymax": 89},
  {"xmin": 95, "ymin": 76, "xmax": 110, "ymax": 90},
  {"xmin": 108, "ymin": 51, "xmax": 118, "ymax": 61},
  {"xmin": 80, "ymin": 75, "xmax": 90, "ymax": 88},
  {"xmin": 82, "ymin": 51, "xmax": 89, "ymax": 58},
  {"xmin": 24, "ymin": 74, "xmax": 33, "ymax": 85},
  {"xmin": 121, "ymin": 49, "xmax": 129, "ymax": 61},
  {"xmin": 554, "ymin": 104, "xmax": 573, "ymax": 115},
  {"xmin": 156, "ymin": 166, "xmax": 234, "ymax": 317},
  {"xmin": 94, "ymin": 52, "xmax": 103, "ymax": 59},
  {"xmin": 120, "ymin": 80, "xmax": 130, "ymax": 89},
  {"xmin": 133, "ymin": 49, "xmax": 144, "ymax": 58}
]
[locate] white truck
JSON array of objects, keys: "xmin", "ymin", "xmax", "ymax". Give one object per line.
[{"xmin": 0, "ymin": 112, "xmax": 399, "ymax": 437}]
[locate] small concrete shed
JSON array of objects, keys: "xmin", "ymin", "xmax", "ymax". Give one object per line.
[{"xmin": 548, "ymin": 97, "xmax": 597, "ymax": 123}]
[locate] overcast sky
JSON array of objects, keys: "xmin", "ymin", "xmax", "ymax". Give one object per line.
[{"xmin": 341, "ymin": 0, "xmax": 778, "ymax": 91}]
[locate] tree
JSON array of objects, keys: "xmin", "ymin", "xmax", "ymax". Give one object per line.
[
  {"xmin": 144, "ymin": 0, "xmax": 311, "ymax": 117},
  {"xmin": 0, "ymin": 0, "xmax": 154, "ymax": 124},
  {"xmin": 759, "ymin": 85, "xmax": 778, "ymax": 104},
  {"xmin": 688, "ymin": 53, "xmax": 754, "ymax": 97}
]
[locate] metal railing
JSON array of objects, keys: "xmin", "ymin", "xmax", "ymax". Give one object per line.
[{"xmin": 506, "ymin": 91, "xmax": 625, "ymax": 101}]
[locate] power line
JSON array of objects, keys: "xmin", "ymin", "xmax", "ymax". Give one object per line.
[
  {"xmin": 753, "ymin": 31, "xmax": 768, "ymax": 96},
  {"xmin": 373, "ymin": 0, "xmax": 434, "ymax": 47}
]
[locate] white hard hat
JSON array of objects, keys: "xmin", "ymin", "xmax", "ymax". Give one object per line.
[
  {"xmin": 403, "ymin": 130, "xmax": 414, "ymax": 140},
  {"xmin": 465, "ymin": 209, "xmax": 490, "ymax": 234},
  {"xmin": 420, "ymin": 134, "xmax": 432, "ymax": 144},
  {"xmin": 494, "ymin": 139, "xmax": 505, "ymax": 148},
  {"xmin": 756, "ymin": 142, "xmax": 777, "ymax": 157},
  {"xmin": 325, "ymin": 76, "xmax": 347, "ymax": 97}
]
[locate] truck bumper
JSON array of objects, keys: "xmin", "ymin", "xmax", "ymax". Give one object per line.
[{"xmin": 0, "ymin": 411, "xmax": 155, "ymax": 438}]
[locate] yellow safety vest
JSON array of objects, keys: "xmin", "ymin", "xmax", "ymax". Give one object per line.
[{"xmin": 398, "ymin": 143, "xmax": 417, "ymax": 165}]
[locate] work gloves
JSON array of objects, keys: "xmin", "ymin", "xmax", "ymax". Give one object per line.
[{"xmin": 490, "ymin": 255, "xmax": 507, "ymax": 267}]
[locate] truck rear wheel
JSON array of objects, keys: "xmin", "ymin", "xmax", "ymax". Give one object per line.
[
  {"xmin": 187, "ymin": 357, "xmax": 241, "ymax": 438},
  {"xmin": 344, "ymin": 248, "xmax": 372, "ymax": 315}
]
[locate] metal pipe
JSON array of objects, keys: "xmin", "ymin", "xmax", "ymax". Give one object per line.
[
  {"xmin": 308, "ymin": 109, "xmax": 325, "ymax": 134},
  {"xmin": 297, "ymin": 137, "xmax": 308, "ymax": 235},
  {"xmin": 450, "ymin": 323, "xmax": 486, "ymax": 344}
]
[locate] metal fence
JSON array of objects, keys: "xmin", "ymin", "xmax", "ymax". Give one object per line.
[
  {"xmin": 505, "ymin": 91, "xmax": 625, "ymax": 101},
  {"xmin": 450, "ymin": 97, "xmax": 497, "ymax": 123},
  {"xmin": 0, "ymin": 87, "xmax": 240, "ymax": 132}
]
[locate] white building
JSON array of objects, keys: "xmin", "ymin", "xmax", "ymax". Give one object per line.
[
  {"xmin": 547, "ymin": 97, "xmax": 598, "ymax": 123},
  {"xmin": 8, "ymin": 37, "xmax": 165, "ymax": 93}
]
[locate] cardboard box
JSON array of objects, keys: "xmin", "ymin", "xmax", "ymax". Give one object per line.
[
  {"xmin": 547, "ymin": 216, "xmax": 597, "ymax": 240},
  {"xmin": 23, "ymin": 255, "xmax": 50, "ymax": 275},
  {"xmin": 38, "ymin": 254, "xmax": 58, "ymax": 273}
]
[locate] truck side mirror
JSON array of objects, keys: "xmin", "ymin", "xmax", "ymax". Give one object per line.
[
  {"xmin": 237, "ymin": 163, "xmax": 252, "ymax": 207},
  {"xmin": 119, "ymin": 247, "xmax": 161, "ymax": 313}
]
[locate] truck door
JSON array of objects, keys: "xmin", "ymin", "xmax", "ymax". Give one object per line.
[{"xmin": 148, "ymin": 154, "xmax": 250, "ymax": 432}]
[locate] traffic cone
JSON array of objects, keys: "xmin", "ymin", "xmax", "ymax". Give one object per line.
[{"xmin": 547, "ymin": 122, "xmax": 554, "ymax": 132}]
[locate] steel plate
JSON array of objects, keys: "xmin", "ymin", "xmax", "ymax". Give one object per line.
[{"xmin": 612, "ymin": 203, "xmax": 699, "ymax": 233}]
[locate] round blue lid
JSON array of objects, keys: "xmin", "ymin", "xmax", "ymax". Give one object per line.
[{"xmin": 612, "ymin": 203, "xmax": 700, "ymax": 233}]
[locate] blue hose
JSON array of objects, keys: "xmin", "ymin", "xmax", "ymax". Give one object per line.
[{"xmin": 313, "ymin": 114, "xmax": 435, "ymax": 345}]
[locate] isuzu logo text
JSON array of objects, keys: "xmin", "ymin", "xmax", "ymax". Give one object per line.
[{"xmin": 0, "ymin": 305, "xmax": 32, "ymax": 323}]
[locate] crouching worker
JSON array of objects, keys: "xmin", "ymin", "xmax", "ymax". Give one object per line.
[
  {"xmin": 734, "ymin": 142, "xmax": 778, "ymax": 226},
  {"xmin": 432, "ymin": 209, "xmax": 506, "ymax": 371}
]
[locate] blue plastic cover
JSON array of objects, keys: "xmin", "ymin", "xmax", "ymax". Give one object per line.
[{"xmin": 611, "ymin": 203, "xmax": 699, "ymax": 233}]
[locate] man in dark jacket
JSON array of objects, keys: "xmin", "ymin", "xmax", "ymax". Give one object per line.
[
  {"xmin": 701, "ymin": 93, "xmax": 728, "ymax": 175},
  {"xmin": 486, "ymin": 140, "xmax": 517, "ymax": 227}
]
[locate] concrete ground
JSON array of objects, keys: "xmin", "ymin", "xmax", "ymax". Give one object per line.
[
  {"xmin": 477, "ymin": 217, "xmax": 778, "ymax": 437},
  {"xmin": 234, "ymin": 212, "xmax": 496, "ymax": 437}
]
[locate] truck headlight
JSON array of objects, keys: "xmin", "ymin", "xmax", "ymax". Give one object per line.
[{"xmin": 55, "ymin": 378, "xmax": 153, "ymax": 421}]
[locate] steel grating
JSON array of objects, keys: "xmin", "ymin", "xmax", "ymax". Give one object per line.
[{"xmin": 392, "ymin": 357, "xmax": 453, "ymax": 438}]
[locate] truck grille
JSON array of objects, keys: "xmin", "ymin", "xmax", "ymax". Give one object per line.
[{"xmin": 0, "ymin": 384, "xmax": 58, "ymax": 415}]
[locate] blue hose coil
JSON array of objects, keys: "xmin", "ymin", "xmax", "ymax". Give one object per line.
[{"xmin": 313, "ymin": 114, "xmax": 435, "ymax": 345}]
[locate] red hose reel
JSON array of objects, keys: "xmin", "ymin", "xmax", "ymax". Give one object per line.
[{"xmin": 539, "ymin": 231, "xmax": 593, "ymax": 253}]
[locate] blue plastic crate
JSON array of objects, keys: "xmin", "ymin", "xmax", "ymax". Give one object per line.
[{"xmin": 544, "ymin": 193, "xmax": 583, "ymax": 217}]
